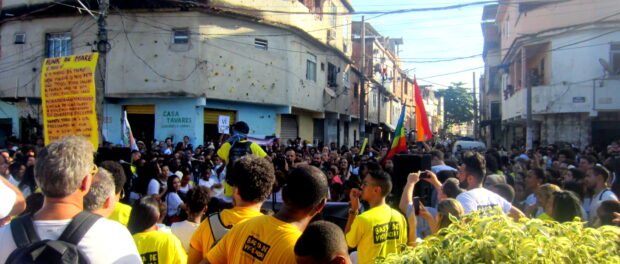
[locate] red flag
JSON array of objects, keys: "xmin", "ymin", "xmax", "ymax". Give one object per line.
[{"xmin": 414, "ymin": 78, "xmax": 433, "ymax": 141}]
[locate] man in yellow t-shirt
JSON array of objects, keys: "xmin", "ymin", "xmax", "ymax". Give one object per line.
[
  {"xmin": 345, "ymin": 170, "xmax": 408, "ymax": 264},
  {"xmin": 100, "ymin": 161, "xmax": 133, "ymax": 226},
  {"xmin": 217, "ymin": 121, "xmax": 268, "ymax": 198},
  {"xmin": 188, "ymin": 155, "xmax": 275, "ymax": 264},
  {"xmin": 133, "ymin": 230, "xmax": 187, "ymax": 264},
  {"xmin": 206, "ymin": 166, "xmax": 328, "ymax": 264}
]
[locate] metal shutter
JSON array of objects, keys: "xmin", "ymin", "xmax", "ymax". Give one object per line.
[
  {"xmin": 280, "ymin": 114, "xmax": 298, "ymax": 142},
  {"xmin": 204, "ymin": 109, "xmax": 236, "ymax": 124},
  {"xmin": 125, "ymin": 105, "xmax": 155, "ymax": 115}
]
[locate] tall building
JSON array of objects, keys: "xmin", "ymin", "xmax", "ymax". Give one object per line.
[{"xmin": 481, "ymin": 0, "xmax": 620, "ymax": 149}]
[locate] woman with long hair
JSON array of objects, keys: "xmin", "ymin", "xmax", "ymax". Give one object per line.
[
  {"xmin": 128, "ymin": 196, "xmax": 187, "ymax": 263},
  {"xmin": 410, "ymin": 198, "xmax": 465, "ymax": 246},
  {"xmin": 162, "ymin": 175, "xmax": 186, "ymax": 224},
  {"xmin": 550, "ymin": 190, "xmax": 584, "ymax": 223}
]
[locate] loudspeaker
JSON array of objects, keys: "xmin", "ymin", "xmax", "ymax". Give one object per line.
[{"xmin": 391, "ymin": 154, "xmax": 432, "ymax": 209}]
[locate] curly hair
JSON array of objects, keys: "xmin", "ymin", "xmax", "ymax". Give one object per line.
[{"xmin": 226, "ymin": 154, "xmax": 275, "ymax": 202}]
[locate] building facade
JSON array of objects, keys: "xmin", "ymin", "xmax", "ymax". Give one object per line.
[{"xmin": 481, "ymin": 0, "xmax": 620, "ymax": 149}]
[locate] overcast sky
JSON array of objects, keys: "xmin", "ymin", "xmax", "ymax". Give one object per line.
[{"xmin": 352, "ymin": 0, "xmax": 486, "ymax": 89}]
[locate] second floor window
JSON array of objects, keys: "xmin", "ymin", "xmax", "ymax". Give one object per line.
[
  {"xmin": 327, "ymin": 63, "xmax": 337, "ymax": 87},
  {"xmin": 46, "ymin": 33, "xmax": 71, "ymax": 58},
  {"xmin": 306, "ymin": 53, "xmax": 317, "ymax": 81}
]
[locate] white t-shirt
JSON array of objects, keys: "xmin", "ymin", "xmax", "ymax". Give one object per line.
[
  {"xmin": 0, "ymin": 217, "xmax": 141, "ymax": 264},
  {"xmin": 588, "ymin": 189, "xmax": 618, "ymax": 223},
  {"xmin": 171, "ymin": 220, "xmax": 199, "ymax": 253},
  {"xmin": 165, "ymin": 192, "xmax": 183, "ymax": 217},
  {"xmin": 457, "ymin": 188, "xmax": 513, "ymax": 215},
  {"xmin": 179, "ymin": 183, "xmax": 193, "ymax": 195},
  {"xmin": 0, "ymin": 181, "xmax": 16, "ymax": 219},
  {"xmin": 147, "ymin": 179, "xmax": 161, "ymax": 196}
]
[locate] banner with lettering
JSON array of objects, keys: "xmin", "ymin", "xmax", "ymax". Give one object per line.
[{"xmin": 41, "ymin": 53, "xmax": 99, "ymax": 148}]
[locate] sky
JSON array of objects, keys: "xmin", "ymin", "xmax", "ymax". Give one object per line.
[{"xmin": 351, "ymin": 0, "xmax": 487, "ymax": 89}]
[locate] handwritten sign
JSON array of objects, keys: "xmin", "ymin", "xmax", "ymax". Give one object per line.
[
  {"xmin": 41, "ymin": 53, "xmax": 99, "ymax": 148},
  {"xmin": 218, "ymin": 115, "xmax": 230, "ymax": 134}
]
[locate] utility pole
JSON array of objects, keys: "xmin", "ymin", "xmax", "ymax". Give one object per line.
[
  {"xmin": 472, "ymin": 72, "xmax": 478, "ymax": 140},
  {"xmin": 96, "ymin": 0, "xmax": 110, "ymax": 145},
  {"xmin": 359, "ymin": 16, "xmax": 366, "ymax": 143},
  {"xmin": 523, "ymin": 48, "xmax": 533, "ymax": 150}
]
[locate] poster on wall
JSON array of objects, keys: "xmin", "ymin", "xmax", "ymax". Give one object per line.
[
  {"xmin": 41, "ymin": 53, "xmax": 99, "ymax": 148},
  {"xmin": 218, "ymin": 115, "xmax": 230, "ymax": 134}
]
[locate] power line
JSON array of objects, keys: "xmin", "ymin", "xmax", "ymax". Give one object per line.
[{"xmin": 168, "ymin": 0, "xmax": 497, "ymax": 15}]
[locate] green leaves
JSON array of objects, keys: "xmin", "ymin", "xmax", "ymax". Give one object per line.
[{"xmin": 380, "ymin": 208, "xmax": 620, "ymax": 264}]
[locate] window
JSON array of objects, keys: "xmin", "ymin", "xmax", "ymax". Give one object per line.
[
  {"xmin": 306, "ymin": 53, "xmax": 317, "ymax": 81},
  {"xmin": 611, "ymin": 43, "xmax": 620, "ymax": 75},
  {"xmin": 330, "ymin": 3, "xmax": 337, "ymax": 28},
  {"xmin": 46, "ymin": 33, "xmax": 71, "ymax": 58},
  {"xmin": 404, "ymin": 81, "xmax": 408, "ymax": 95},
  {"xmin": 173, "ymin": 29, "xmax": 189, "ymax": 44},
  {"xmin": 254, "ymin": 38, "xmax": 268, "ymax": 50},
  {"xmin": 14, "ymin": 33, "xmax": 26, "ymax": 44},
  {"xmin": 327, "ymin": 63, "xmax": 338, "ymax": 87},
  {"xmin": 354, "ymin": 82, "xmax": 359, "ymax": 97}
]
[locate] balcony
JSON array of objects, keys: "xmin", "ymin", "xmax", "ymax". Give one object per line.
[{"xmin": 502, "ymin": 79, "xmax": 620, "ymax": 120}]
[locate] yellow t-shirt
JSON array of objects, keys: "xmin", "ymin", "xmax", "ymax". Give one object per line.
[
  {"xmin": 133, "ymin": 230, "xmax": 187, "ymax": 264},
  {"xmin": 108, "ymin": 202, "xmax": 132, "ymax": 226},
  {"xmin": 217, "ymin": 140, "xmax": 267, "ymax": 196},
  {"xmin": 190, "ymin": 207, "xmax": 263, "ymax": 258},
  {"xmin": 346, "ymin": 204, "xmax": 408, "ymax": 264},
  {"xmin": 216, "ymin": 140, "xmax": 267, "ymax": 165},
  {"xmin": 206, "ymin": 215, "xmax": 301, "ymax": 264}
]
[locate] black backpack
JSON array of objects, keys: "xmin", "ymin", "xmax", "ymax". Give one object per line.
[
  {"xmin": 6, "ymin": 212, "xmax": 101, "ymax": 264},
  {"xmin": 226, "ymin": 141, "xmax": 252, "ymax": 173}
]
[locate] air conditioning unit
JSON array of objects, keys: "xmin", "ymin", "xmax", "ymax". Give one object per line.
[
  {"xmin": 327, "ymin": 29, "xmax": 336, "ymax": 41},
  {"xmin": 14, "ymin": 33, "xmax": 26, "ymax": 44}
]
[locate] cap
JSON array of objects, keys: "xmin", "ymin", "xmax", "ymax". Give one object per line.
[{"xmin": 174, "ymin": 171, "xmax": 184, "ymax": 178}]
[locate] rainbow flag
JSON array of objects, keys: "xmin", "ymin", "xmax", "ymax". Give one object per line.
[
  {"xmin": 414, "ymin": 78, "xmax": 433, "ymax": 141},
  {"xmin": 384, "ymin": 105, "xmax": 407, "ymax": 161}
]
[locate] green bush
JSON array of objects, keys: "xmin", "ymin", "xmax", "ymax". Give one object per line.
[{"xmin": 380, "ymin": 209, "xmax": 620, "ymax": 264}]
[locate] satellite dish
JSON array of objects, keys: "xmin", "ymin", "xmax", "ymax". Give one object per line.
[{"xmin": 599, "ymin": 58, "xmax": 614, "ymax": 76}]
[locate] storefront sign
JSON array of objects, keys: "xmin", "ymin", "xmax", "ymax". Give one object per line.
[
  {"xmin": 41, "ymin": 53, "xmax": 99, "ymax": 148},
  {"xmin": 161, "ymin": 110, "xmax": 192, "ymax": 129}
]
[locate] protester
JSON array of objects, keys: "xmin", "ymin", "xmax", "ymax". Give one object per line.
[
  {"xmin": 128, "ymin": 196, "xmax": 187, "ymax": 264},
  {"xmin": 162, "ymin": 175, "xmax": 186, "ymax": 224},
  {"xmin": 594, "ymin": 200, "xmax": 620, "ymax": 227},
  {"xmin": 0, "ymin": 136, "xmax": 141, "ymax": 263},
  {"xmin": 585, "ymin": 166, "xmax": 618, "ymax": 223},
  {"xmin": 188, "ymin": 154, "xmax": 275, "ymax": 264},
  {"xmin": 84, "ymin": 168, "xmax": 117, "ymax": 218},
  {"xmin": 99, "ymin": 160, "xmax": 132, "ymax": 226},
  {"xmin": 206, "ymin": 165, "xmax": 327, "ymax": 263},
  {"xmin": 550, "ymin": 190, "xmax": 584, "ymax": 223},
  {"xmin": 416, "ymin": 198, "xmax": 464, "ymax": 234},
  {"xmin": 0, "ymin": 176, "xmax": 25, "ymax": 226},
  {"xmin": 346, "ymin": 170, "xmax": 408, "ymax": 264},
  {"xmin": 294, "ymin": 220, "xmax": 352, "ymax": 264},
  {"xmin": 171, "ymin": 186, "xmax": 210, "ymax": 253},
  {"xmin": 455, "ymin": 152, "xmax": 524, "ymax": 219}
]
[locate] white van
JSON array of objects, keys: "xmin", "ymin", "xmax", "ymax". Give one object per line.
[{"xmin": 452, "ymin": 140, "xmax": 486, "ymax": 155}]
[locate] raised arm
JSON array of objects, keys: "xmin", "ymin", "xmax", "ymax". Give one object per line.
[{"xmin": 399, "ymin": 172, "xmax": 420, "ymax": 213}]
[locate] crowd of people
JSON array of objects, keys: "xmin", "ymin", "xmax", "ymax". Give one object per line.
[{"xmin": 1, "ymin": 120, "xmax": 620, "ymax": 264}]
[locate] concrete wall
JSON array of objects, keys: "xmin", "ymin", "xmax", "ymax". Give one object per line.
[
  {"xmin": 205, "ymin": 99, "xmax": 289, "ymax": 137},
  {"xmin": 102, "ymin": 98, "xmax": 205, "ymax": 146},
  {"xmin": 540, "ymin": 113, "xmax": 591, "ymax": 147}
]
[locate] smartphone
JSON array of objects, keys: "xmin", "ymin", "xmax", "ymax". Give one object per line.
[
  {"xmin": 413, "ymin": 197, "xmax": 421, "ymax": 215},
  {"xmin": 420, "ymin": 171, "xmax": 430, "ymax": 179}
]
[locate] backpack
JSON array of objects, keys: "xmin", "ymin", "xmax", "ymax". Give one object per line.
[
  {"xmin": 6, "ymin": 212, "xmax": 101, "ymax": 264},
  {"xmin": 208, "ymin": 212, "xmax": 232, "ymax": 248},
  {"xmin": 226, "ymin": 141, "xmax": 252, "ymax": 173}
]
